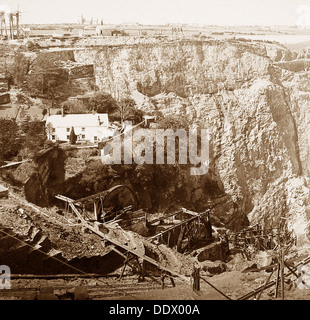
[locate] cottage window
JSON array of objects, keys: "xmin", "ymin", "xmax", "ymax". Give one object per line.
[
  {"xmin": 52, "ymin": 128, "xmax": 56, "ymax": 133},
  {"xmin": 67, "ymin": 135, "xmax": 70, "ymax": 140},
  {"xmin": 82, "ymin": 134, "xmax": 85, "ymax": 139},
  {"xmin": 82, "ymin": 127, "xmax": 85, "ymax": 132},
  {"xmin": 52, "ymin": 135, "xmax": 56, "ymax": 140},
  {"xmin": 66, "ymin": 128, "xmax": 70, "ymax": 132},
  {"xmin": 94, "ymin": 136, "xmax": 97, "ymax": 141}
]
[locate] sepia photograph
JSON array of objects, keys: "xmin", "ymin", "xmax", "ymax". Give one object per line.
[{"xmin": 1, "ymin": 0, "xmax": 310, "ymax": 306}]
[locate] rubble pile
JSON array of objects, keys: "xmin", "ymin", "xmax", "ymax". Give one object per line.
[{"xmin": 0, "ymin": 195, "xmax": 126, "ymax": 275}]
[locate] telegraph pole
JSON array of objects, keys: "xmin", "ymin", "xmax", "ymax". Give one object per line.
[
  {"xmin": 4, "ymin": 13, "xmax": 7, "ymax": 39},
  {"xmin": 16, "ymin": 12, "xmax": 19, "ymax": 39},
  {"xmin": 9, "ymin": 13, "xmax": 13, "ymax": 39},
  {"xmin": 16, "ymin": 4, "xmax": 20, "ymax": 39},
  {"xmin": 0, "ymin": 12, "xmax": 3, "ymax": 40}
]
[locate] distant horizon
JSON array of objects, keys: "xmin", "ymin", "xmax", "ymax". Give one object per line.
[
  {"xmin": 18, "ymin": 22, "xmax": 309, "ymax": 28},
  {"xmin": 3, "ymin": 0, "xmax": 310, "ymax": 27}
]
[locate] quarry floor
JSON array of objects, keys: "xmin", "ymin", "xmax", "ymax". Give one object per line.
[{"xmin": 1, "ymin": 270, "xmax": 310, "ymax": 300}]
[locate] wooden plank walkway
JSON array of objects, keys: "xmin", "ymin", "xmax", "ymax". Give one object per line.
[
  {"xmin": 86, "ymin": 222, "xmax": 190, "ymax": 283},
  {"xmin": 0, "ymin": 160, "xmax": 30, "ymax": 169}
]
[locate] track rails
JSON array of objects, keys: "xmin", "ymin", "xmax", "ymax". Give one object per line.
[{"xmin": 0, "ymin": 277, "xmax": 177, "ymax": 300}]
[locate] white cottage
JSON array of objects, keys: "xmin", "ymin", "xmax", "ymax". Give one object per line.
[{"xmin": 46, "ymin": 113, "xmax": 114, "ymax": 143}]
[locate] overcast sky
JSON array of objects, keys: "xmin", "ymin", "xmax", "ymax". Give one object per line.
[{"xmin": 2, "ymin": 0, "xmax": 310, "ymax": 25}]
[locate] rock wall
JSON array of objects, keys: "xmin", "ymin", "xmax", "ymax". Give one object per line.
[
  {"xmin": 77, "ymin": 39, "xmax": 310, "ymax": 244},
  {"xmin": 93, "ymin": 41, "xmax": 271, "ymax": 97},
  {"xmin": 0, "ymin": 46, "xmax": 96, "ymax": 94},
  {"xmin": 23, "ymin": 147, "xmax": 66, "ymax": 207},
  {"xmin": 3, "ymin": 39, "xmax": 310, "ymax": 242}
]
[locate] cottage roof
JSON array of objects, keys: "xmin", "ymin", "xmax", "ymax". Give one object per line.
[{"xmin": 46, "ymin": 113, "xmax": 109, "ymax": 128}]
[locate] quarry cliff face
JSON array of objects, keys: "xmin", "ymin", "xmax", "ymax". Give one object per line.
[
  {"xmin": 94, "ymin": 41, "xmax": 271, "ymax": 97},
  {"xmin": 5, "ymin": 38, "xmax": 310, "ymax": 242},
  {"xmin": 76, "ymin": 39, "xmax": 310, "ymax": 243}
]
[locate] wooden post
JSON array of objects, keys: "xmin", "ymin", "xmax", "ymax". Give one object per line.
[
  {"xmin": 12, "ymin": 14, "xmax": 14, "ymax": 39},
  {"xmin": 281, "ymin": 248, "xmax": 285, "ymax": 300},
  {"xmin": 192, "ymin": 267, "xmax": 196, "ymax": 291},
  {"xmin": 169, "ymin": 274, "xmax": 176, "ymax": 287},
  {"xmin": 119, "ymin": 254, "xmax": 128, "ymax": 280},
  {"xmin": 257, "ymin": 236, "xmax": 261, "ymax": 251},
  {"xmin": 135, "ymin": 256, "xmax": 145, "ymax": 282},
  {"xmin": 275, "ymin": 262, "xmax": 280, "ymax": 298},
  {"xmin": 192, "ymin": 267, "xmax": 200, "ymax": 292},
  {"xmin": 4, "ymin": 15, "xmax": 7, "ymax": 39},
  {"xmin": 167, "ymin": 231, "xmax": 171, "ymax": 247},
  {"xmin": 177, "ymin": 225, "xmax": 186, "ymax": 252},
  {"xmin": 160, "ymin": 271, "xmax": 165, "ymax": 289},
  {"xmin": 144, "ymin": 212, "xmax": 148, "ymax": 227},
  {"xmin": 9, "ymin": 13, "xmax": 13, "ymax": 40},
  {"xmin": 94, "ymin": 202, "xmax": 97, "ymax": 221},
  {"xmin": 196, "ymin": 268, "xmax": 200, "ymax": 291},
  {"xmin": 0, "ymin": 15, "xmax": 2, "ymax": 40},
  {"xmin": 16, "ymin": 12, "xmax": 19, "ymax": 39}
]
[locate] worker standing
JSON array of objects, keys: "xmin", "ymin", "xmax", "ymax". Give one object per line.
[{"xmin": 192, "ymin": 266, "xmax": 201, "ymax": 292}]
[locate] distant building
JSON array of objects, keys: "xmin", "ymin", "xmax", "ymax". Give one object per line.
[
  {"xmin": 79, "ymin": 25, "xmax": 97, "ymax": 37},
  {"xmin": 95, "ymin": 26, "xmax": 127, "ymax": 36},
  {"xmin": 46, "ymin": 113, "xmax": 114, "ymax": 143},
  {"xmin": 96, "ymin": 25, "xmax": 113, "ymax": 36}
]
